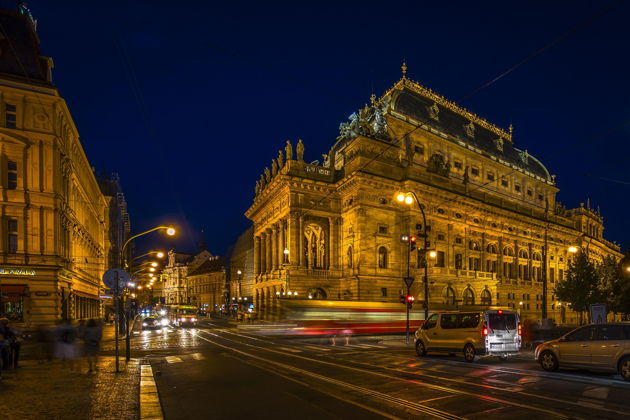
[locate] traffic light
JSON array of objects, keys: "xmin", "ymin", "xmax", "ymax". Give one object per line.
[
  {"xmin": 409, "ymin": 235, "xmax": 417, "ymax": 252},
  {"xmin": 399, "ymin": 294, "xmax": 406, "ymax": 304},
  {"xmin": 406, "ymin": 294, "xmax": 415, "ymax": 309}
]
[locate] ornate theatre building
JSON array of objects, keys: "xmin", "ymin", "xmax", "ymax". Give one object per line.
[{"xmin": 245, "ymin": 68, "xmax": 622, "ymax": 324}]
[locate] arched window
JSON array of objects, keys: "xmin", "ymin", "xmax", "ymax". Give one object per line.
[
  {"xmin": 480, "ymin": 289, "xmax": 492, "ymax": 305},
  {"xmin": 518, "ymin": 249, "xmax": 529, "ymax": 259},
  {"xmin": 469, "ymin": 240, "xmax": 480, "ymax": 251},
  {"xmin": 378, "ymin": 246, "xmax": 388, "ymax": 268},
  {"xmin": 304, "ymin": 223, "xmax": 326, "ymax": 269},
  {"xmin": 486, "ymin": 244, "xmax": 497, "ymax": 254},
  {"xmin": 308, "ymin": 288, "xmax": 327, "ymax": 300},
  {"xmin": 347, "ymin": 246, "xmax": 353, "ymax": 268},
  {"xmin": 463, "ymin": 288, "xmax": 475, "ymax": 305},
  {"xmin": 443, "ymin": 287, "xmax": 456, "ymax": 305},
  {"xmin": 532, "ymin": 252, "xmax": 542, "ymax": 261},
  {"xmin": 503, "ymin": 247, "xmax": 514, "ymax": 257}
]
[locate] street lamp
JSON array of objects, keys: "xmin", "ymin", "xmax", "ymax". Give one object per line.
[{"xmin": 568, "ymin": 246, "xmax": 579, "ymax": 254}]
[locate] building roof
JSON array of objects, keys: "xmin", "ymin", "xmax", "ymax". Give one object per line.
[
  {"xmin": 386, "ymin": 78, "xmax": 551, "ymax": 181},
  {"xmin": 0, "ymin": 7, "xmax": 52, "ymax": 85},
  {"xmin": 187, "ymin": 257, "xmax": 224, "ymax": 276}
]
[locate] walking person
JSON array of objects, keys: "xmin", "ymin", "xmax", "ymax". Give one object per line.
[
  {"xmin": 83, "ymin": 319, "xmax": 102, "ymax": 373},
  {"xmin": 0, "ymin": 318, "xmax": 22, "ymax": 368},
  {"xmin": 55, "ymin": 319, "xmax": 78, "ymax": 371}
]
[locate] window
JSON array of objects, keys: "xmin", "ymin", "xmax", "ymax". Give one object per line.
[
  {"xmin": 501, "ymin": 179, "xmax": 508, "ymax": 187},
  {"xmin": 5, "ymin": 104, "xmax": 16, "ymax": 129},
  {"xmin": 559, "ymin": 269, "xmax": 563, "ymax": 281},
  {"xmin": 378, "ymin": 225, "xmax": 388, "ymax": 234},
  {"xmin": 480, "ymin": 289, "xmax": 492, "ymax": 305},
  {"xmin": 380, "ymin": 287, "xmax": 387, "ymax": 298},
  {"xmin": 565, "ymin": 326, "xmax": 592, "ymax": 342},
  {"xmin": 469, "ymin": 241, "xmax": 480, "ymax": 251},
  {"xmin": 468, "ymin": 257, "xmax": 480, "ymax": 271},
  {"xmin": 455, "ymin": 254, "xmax": 463, "ymax": 269},
  {"xmin": 414, "ymin": 145, "xmax": 424, "ymax": 155},
  {"xmin": 437, "ymin": 208, "xmax": 445, "ymax": 214},
  {"xmin": 377, "ymin": 247, "xmax": 388, "ymax": 268},
  {"xmin": 503, "ymin": 247, "xmax": 514, "ymax": 257},
  {"xmin": 347, "ymin": 246, "xmax": 353, "ymax": 268},
  {"xmin": 462, "ymin": 288, "xmax": 475, "ymax": 305},
  {"xmin": 549, "ymin": 268, "xmax": 555, "ymax": 282},
  {"xmin": 455, "ymin": 213, "xmax": 462, "ymax": 219},
  {"xmin": 440, "ymin": 313, "xmax": 458, "ymax": 329},
  {"xmin": 538, "ymin": 194, "xmax": 544, "ymax": 201},
  {"xmin": 7, "ymin": 218, "xmax": 18, "ymax": 253},
  {"xmin": 455, "ymin": 237, "xmax": 462, "ymax": 244},
  {"xmin": 471, "ymin": 167, "xmax": 479, "ymax": 176},
  {"xmin": 487, "ymin": 172, "xmax": 495, "ymax": 181},
  {"xmin": 435, "ymin": 251, "xmax": 445, "ymax": 267},
  {"xmin": 7, "ymin": 160, "xmax": 17, "ymax": 190},
  {"xmin": 443, "ymin": 287, "xmax": 456, "ymax": 305},
  {"xmin": 437, "ymin": 234, "xmax": 445, "ymax": 241},
  {"xmin": 486, "ymin": 244, "xmax": 497, "ymax": 254},
  {"xmin": 519, "ymin": 250, "xmax": 529, "ymax": 259},
  {"xmin": 527, "ymin": 189, "xmax": 533, "ymax": 197},
  {"xmin": 515, "ymin": 184, "xmax": 521, "ymax": 192},
  {"xmin": 459, "ymin": 313, "xmax": 480, "ymax": 328},
  {"xmin": 454, "ymin": 160, "xmax": 462, "ymax": 169},
  {"xmin": 423, "ymin": 314, "xmax": 438, "ymax": 330},
  {"xmin": 486, "ymin": 260, "xmax": 497, "ymax": 273}
]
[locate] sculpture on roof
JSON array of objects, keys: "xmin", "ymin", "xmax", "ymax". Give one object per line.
[
  {"xmin": 271, "ymin": 159, "xmax": 278, "ymax": 177},
  {"xmin": 427, "ymin": 153, "xmax": 450, "ymax": 178},
  {"xmin": 285, "ymin": 140, "xmax": 293, "ymax": 161},
  {"xmin": 259, "ymin": 173, "xmax": 266, "ymax": 189},
  {"xmin": 277, "ymin": 150, "xmax": 284, "ymax": 168},
  {"xmin": 296, "ymin": 139, "xmax": 304, "ymax": 162},
  {"xmin": 336, "ymin": 95, "xmax": 390, "ymax": 142},
  {"xmin": 264, "ymin": 167, "xmax": 271, "ymax": 183},
  {"xmin": 255, "ymin": 180, "xmax": 261, "ymax": 196}
]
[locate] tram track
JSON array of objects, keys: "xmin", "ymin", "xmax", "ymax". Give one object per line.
[{"xmin": 189, "ymin": 328, "xmax": 585, "ymax": 419}]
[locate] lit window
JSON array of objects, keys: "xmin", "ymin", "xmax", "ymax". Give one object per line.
[{"xmin": 5, "ymin": 104, "xmax": 16, "ymax": 129}]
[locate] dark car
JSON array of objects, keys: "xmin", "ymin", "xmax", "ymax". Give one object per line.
[{"xmin": 142, "ymin": 317, "xmax": 161, "ymax": 330}]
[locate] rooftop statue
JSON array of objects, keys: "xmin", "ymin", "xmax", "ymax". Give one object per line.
[
  {"xmin": 264, "ymin": 167, "xmax": 271, "ymax": 183},
  {"xmin": 259, "ymin": 173, "xmax": 266, "ymax": 189},
  {"xmin": 285, "ymin": 140, "xmax": 293, "ymax": 161},
  {"xmin": 427, "ymin": 153, "xmax": 450, "ymax": 178},
  {"xmin": 271, "ymin": 159, "xmax": 278, "ymax": 176},
  {"xmin": 296, "ymin": 139, "xmax": 304, "ymax": 162},
  {"xmin": 337, "ymin": 95, "xmax": 390, "ymax": 142},
  {"xmin": 277, "ymin": 150, "xmax": 284, "ymax": 168},
  {"xmin": 255, "ymin": 180, "xmax": 261, "ymax": 196}
]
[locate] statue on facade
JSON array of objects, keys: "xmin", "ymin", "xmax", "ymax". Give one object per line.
[
  {"xmin": 427, "ymin": 153, "xmax": 450, "ymax": 177},
  {"xmin": 264, "ymin": 167, "xmax": 271, "ymax": 183},
  {"xmin": 285, "ymin": 140, "xmax": 293, "ymax": 161},
  {"xmin": 255, "ymin": 180, "xmax": 260, "ymax": 195},
  {"xmin": 296, "ymin": 139, "xmax": 304, "ymax": 162},
  {"xmin": 277, "ymin": 150, "xmax": 284, "ymax": 168},
  {"xmin": 271, "ymin": 159, "xmax": 278, "ymax": 176},
  {"xmin": 259, "ymin": 173, "xmax": 266, "ymax": 190}
]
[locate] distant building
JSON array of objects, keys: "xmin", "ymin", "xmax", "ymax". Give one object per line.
[
  {"xmin": 226, "ymin": 226, "xmax": 254, "ymax": 306},
  {"xmin": 97, "ymin": 172, "xmax": 131, "ymax": 268},
  {"xmin": 186, "ymin": 256, "xmax": 225, "ymax": 313},
  {"xmin": 162, "ymin": 249, "xmax": 212, "ymax": 305},
  {"xmin": 0, "ymin": 5, "xmax": 109, "ymax": 325},
  {"xmin": 246, "ymin": 70, "xmax": 622, "ymax": 324}
]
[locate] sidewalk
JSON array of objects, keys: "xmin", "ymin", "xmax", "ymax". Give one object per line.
[{"xmin": 0, "ymin": 357, "xmax": 140, "ymax": 420}]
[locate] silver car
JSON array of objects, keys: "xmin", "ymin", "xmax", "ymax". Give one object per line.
[{"xmin": 535, "ymin": 323, "xmax": 630, "ymax": 381}]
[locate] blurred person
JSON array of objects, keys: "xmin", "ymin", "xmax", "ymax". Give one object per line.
[
  {"xmin": 83, "ymin": 319, "xmax": 102, "ymax": 373},
  {"xmin": 0, "ymin": 318, "xmax": 11, "ymax": 370},
  {"xmin": 35, "ymin": 325, "xmax": 55, "ymax": 363},
  {"xmin": 0, "ymin": 318, "xmax": 22, "ymax": 368},
  {"xmin": 55, "ymin": 319, "xmax": 78, "ymax": 371}
]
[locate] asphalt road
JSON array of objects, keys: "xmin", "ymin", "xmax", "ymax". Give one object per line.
[{"xmin": 110, "ymin": 319, "xmax": 630, "ymax": 419}]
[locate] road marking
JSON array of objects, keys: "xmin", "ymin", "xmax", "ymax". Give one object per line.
[
  {"xmin": 165, "ymin": 356, "xmax": 183, "ymax": 363},
  {"xmin": 140, "ymin": 362, "xmax": 164, "ymax": 420},
  {"xmin": 278, "ymin": 347, "xmax": 302, "ymax": 353},
  {"xmin": 348, "ymin": 344, "xmax": 384, "ymax": 349},
  {"xmin": 304, "ymin": 345, "xmax": 331, "ymax": 352},
  {"xmin": 190, "ymin": 353, "xmax": 205, "ymax": 360},
  {"xmin": 582, "ymin": 386, "xmax": 609, "ymax": 400}
]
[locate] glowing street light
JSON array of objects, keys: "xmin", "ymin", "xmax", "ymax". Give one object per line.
[
  {"xmin": 568, "ymin": 246, "xmax": 579, "ymax": 254},
  {"xmin": 428, "ymin": 250, "xmax": 437, "ymax": 259},
  {"xmin": 156, "ymin": 251, "xmax": 165, "ymax": 259},
  {"xmin": 149, "ymin": 267, "xmax": 156, "ymax": 272},
  {"xmin": 166, "ymin": 227, "xmax": 176, "ymax": 236},
  {"xmin": 151, "ymin": 262, "xmax": 158, "ymax": 267}
]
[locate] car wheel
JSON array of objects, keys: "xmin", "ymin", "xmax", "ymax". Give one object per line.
[
  {"xmin": 463, "ymin": 344, "xmax": 476, "ymax": 362},
  {"xmin": 416, "ymin": 340, "xmax": 427, "ymax": 357},
  {"xmin": 619, "ymin": 356, "xmax": 630, "ymax": 381},
  {"xmin": 540, "ymin": 351, "xmax": 559, "ymax": 372}
]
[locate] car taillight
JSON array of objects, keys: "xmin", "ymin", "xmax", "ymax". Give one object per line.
[
  {"xmin": 483, "ymin": 327, "xmax": 488, "ymax": 336},
  {"xmin": 518, "ymin": 323, "xmax": 522, "ymax": 336}
]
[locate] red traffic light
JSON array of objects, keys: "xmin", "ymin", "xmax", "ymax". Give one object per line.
[
  {"xmin": 409, "ymin": 235, "xmax": 417, "ymax": 243},
  {"xmin": 406, "ymin": 295, "xmax": 414, "ymax": 302}
]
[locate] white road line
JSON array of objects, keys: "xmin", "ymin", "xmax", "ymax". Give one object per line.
[
  {"xmin": 190, "ymin": 353, "xmax": 205, "ymax": 360},
  {"xmin": 582, "ymin": 386, "xmax": 610, "ymax": 400},
  {"xmin": 304, "ymin": 345, "xmax": 331, "ymax": 352},
  {"xmin": 165, "ymin": 356, "xmax": 183, "ymax": 363},
  {"xmin": 278, "ymin": 347, "xmax": 302, "ymax": 353},
  {"xmin": 351, "ymin": 344, "xmax": 385, "ymax": 349}
]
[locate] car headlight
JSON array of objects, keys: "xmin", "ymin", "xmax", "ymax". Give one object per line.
[
  {"xmin": 142, "ymin": 323, "xmax": 147, "ymax": 326},
  {"xmin": 192, "ymin": 318, "xmax": 197, "ymax": 322},
  {"xmin": 161, "ymin": 319, "xmax": 169, "ymax": 326}
]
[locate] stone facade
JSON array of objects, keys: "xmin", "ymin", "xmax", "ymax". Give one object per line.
[
  {"xmin": 186, "ymin": 256, "xmax": 226, "ymax": 314},
  {"xmin": 245, "ymin": 74, "xmax": 622, "ymax": 324},
  {"xmin": 0, "ymin": 8, "xmax": 109, "ymax": 326}
]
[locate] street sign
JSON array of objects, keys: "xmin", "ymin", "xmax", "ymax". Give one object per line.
[
  {"xmin": 102, "ymin": 268, "xmax": 130, "ymax": 291},
  {"xmin": 404, "ymin": 277, "xmax": 414, "ymax": 288}
]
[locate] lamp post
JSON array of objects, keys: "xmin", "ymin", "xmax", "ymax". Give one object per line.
[
  {"xmin": 397, "ymin": 191, "xmax": 432, "ymax": 342},
  {"xmin": 120, "ymin": 225, "xmax": 176, "ymax": 361}
]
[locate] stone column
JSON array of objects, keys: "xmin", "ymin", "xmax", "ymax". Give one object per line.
[
  {"xmin": 260, "ymin": 233, "xmax": 267, "ymax": 274},
  {"xmin": 271, "ymin": 225, "xmax": 278, "ymax": 271},
  {"xmin": 254, "ymin": 235, "xmax": 261, "ymax": 275},
  {"xmin": 288, "ymin": 212, "xmax": 298, "ymax": 265},
  {"xmin": 266, "ymin": 229, "xmax": 272, "ymax": 273},
  {"xmin": 328, "ymin": 217, "xmax": 337, "ymax": 270},
  {"xmin": 279, "ymin": 220, "xmax": 285, "ymax": 266},
  {"xmin": 298, "ymin": 216, "xmax": 305, "ymax": 267}
]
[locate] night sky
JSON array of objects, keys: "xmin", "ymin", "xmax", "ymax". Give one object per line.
[{"xmin": 19, "ymin": 0, "xmax": 630, "ymax": 255}]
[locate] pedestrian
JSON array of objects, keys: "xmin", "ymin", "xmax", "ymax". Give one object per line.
[
  {"xmin": 55, "ymin": 319, "xmax": 78, "ymax": 371},
  {"xmin": 0, "ymin": 318, "xmax": 13, "ymax": 370},
  {"xmin": 83, "ymin": 319, "xmax": 102, "ymax": 373},
  {"xmin": 1, "ymin": 318, "xmax": 22, "ymax": 369}
]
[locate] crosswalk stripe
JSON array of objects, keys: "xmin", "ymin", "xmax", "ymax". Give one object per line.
[
  {"xmin": 582, "ymin": 386, "xmax": 610, "ymax": 400},
  {"xmin": 165, "ymin": 356, "xmax": 183, "ymax": 363},
  {"xmin": 304, "ymin": 345, "xmax": 331, "ymax": 352},
  {"xmin": 351, "ymin": 344, "xmax": 384, "ymax": 349},
  {"xmin": 278, "ymin": 347, "xmax": 302, "ymax": 353},
  {"xmin": 191, "ymin": 353, "xmax": 205, "ymax": 360}
]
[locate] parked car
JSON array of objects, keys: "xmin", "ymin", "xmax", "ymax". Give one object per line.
[
  {"xmin": 142, "ymin": 317, "xmax": 161, "ymax": 330},
  {"xmin": 415, "ymin": 309, "xmax": 521, "ymax": 362},
  {"xmin": 535, "ymin": 323, "xmax": 630, "ymax": 381}
]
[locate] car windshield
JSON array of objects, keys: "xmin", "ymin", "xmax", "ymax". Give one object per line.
[
  {"xmin": 488, "ymin": 313, "xmax": 516, "ymax": 331},
  {"xmin": 145, "ymin": 318, "xmax": 156, "ymax": 322}
]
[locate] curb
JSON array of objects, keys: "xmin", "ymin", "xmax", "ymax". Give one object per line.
[{"xmin": 139, "ymin": 360, "xmax": 164, "ymax": 420}]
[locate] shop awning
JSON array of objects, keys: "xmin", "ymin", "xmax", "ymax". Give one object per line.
[
  {"xmin": 0, "ymin": 285, "xmax": 29, "ymax": 302},
  {"xmin": 72, "ymin": 289, "xmax": 100, "ymax": 300}
]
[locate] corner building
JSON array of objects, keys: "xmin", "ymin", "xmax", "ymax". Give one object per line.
[
  {"xmin": 246, "ymin": 74, "xmax": 622, "ymax": 324},
  {"xmin": 0, "ymin": 7, "xmax": 108, "ymax": 326}
]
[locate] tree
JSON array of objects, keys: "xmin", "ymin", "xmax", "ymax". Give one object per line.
[
  {"xmin": 555, "ymin": 251, "xmax": 599, "ymax": 324},
  {"xmin": 608, "ymin": 248, "xmax": 630, "ymax": 317}
]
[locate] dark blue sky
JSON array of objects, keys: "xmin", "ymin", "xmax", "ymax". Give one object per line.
[{"xmin": 25, "ymin": 0, "xmax": 630, "ymax": 255}]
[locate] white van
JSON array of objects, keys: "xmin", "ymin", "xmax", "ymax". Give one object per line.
[{"xmin": 415, "ymin": 309, "xmax": 522, "ymax": 362}]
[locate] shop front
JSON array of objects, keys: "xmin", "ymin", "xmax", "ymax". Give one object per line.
[{"xmin": 0, "ymin": 284, "xmax": 29, "ymax": 322}]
